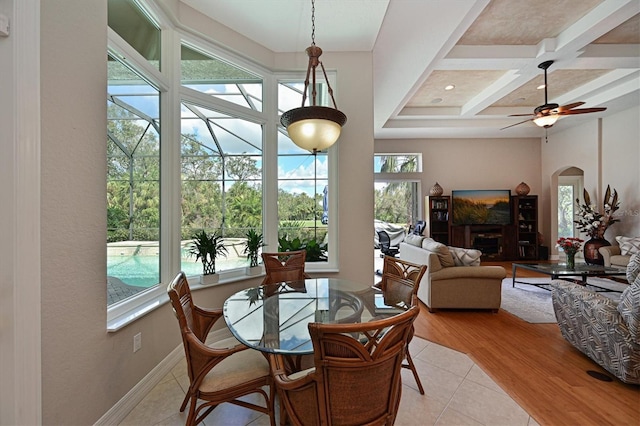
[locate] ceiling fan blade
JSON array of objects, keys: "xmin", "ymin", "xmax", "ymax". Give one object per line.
[
  {"xmin": 558, "ymin": 107, "xmax": 607, "ymax": 115},
  {"xmin": 557, "ymin": 102, "xmax": 585, "ymax": 112},
  {"xmin": 508, "ymin": 113, "xmax": 535, "ymax": 117},
  {"xmin": 500, "ymin": 118, "xmax": 534, "ymax": 130}
]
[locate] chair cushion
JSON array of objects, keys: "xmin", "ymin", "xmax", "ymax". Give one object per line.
[
  {"xmin": 199, "ymin": 348, "xmax": 270, "ymax": 393},
  {"xmin": 617, "ymin": 275, "xmax": 640, "ymax": 343},
  {"xmin": 448, "ymin": 246, "xmax": 482, "ymax": 266},
  {"xmin": 627, "ymin": 252, "xmax": 640, "ymax": 284},
  {"xmin": 404, "ymin": 234, "xmax": 424, "ymax": 247},
  {"xmin": 616, "ymin": 236, "xmax": 640, "ymax": 256},
  {"xmin": 421, "ymin": 238, "xmax": 455, "ymax": 267}
]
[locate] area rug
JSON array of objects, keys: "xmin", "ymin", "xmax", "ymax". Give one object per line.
[
  {"xmin": 501, "ymin": 278, "xmax": 557, "ymax": 323},
  {"xmin": 500, "ymin": 277, "xmax": 627, "ymax": 324}
]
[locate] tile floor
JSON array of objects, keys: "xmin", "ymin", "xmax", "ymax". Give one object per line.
[{"xmin": 120, "ymin": 336, "xmax": 539, "ymax": 426}]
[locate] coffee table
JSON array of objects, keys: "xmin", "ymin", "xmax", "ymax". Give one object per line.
[{"xmin": 512, "ymin": 262, "xmax": 627, "ymax": 292}]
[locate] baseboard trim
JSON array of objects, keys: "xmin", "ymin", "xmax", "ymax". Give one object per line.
[{"xmin": 94, "ymin": 328, "xmax": 231, "ymax": 425}]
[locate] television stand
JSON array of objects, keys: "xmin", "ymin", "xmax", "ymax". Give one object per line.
[{"xmin": 450, "ymin": 225, "xmax": 507, "ymax": 260}]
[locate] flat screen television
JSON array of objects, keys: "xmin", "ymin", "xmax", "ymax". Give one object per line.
[{"xmin": 451, "ymin": 189, "xmax": 512, "ymax": 225}]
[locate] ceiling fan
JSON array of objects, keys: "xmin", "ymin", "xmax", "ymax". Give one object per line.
[{"xmin": 501, "ymin": 60, "xmax": 607, "ymax": 130}]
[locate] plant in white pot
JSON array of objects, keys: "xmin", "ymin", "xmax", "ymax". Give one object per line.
[
  {"xmin": 189, "ymin": 229, "xmax": 228, "ymax": 284},
  {"xmin": 243, "ymin": 229, "xmax": 265, "ymax": 275}
]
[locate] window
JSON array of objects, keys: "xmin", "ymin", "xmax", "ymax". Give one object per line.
[
  {"xmin": 181, "ymin": 44, "xmax": 263, "ymax": 112},
  {"xmin": 276, "ymin": 82, "xmax": 331, "ymax": 262},
  {"xmin": 107, "ymin": 53, "xmax": 160, "ymax": 306},
  {"xmin": 106, "ymin": 1, "xmax": 338, "ymax": 325},
  {"xmin": 180, "ymin": 101, "xmax": 263, "ymax": 273},
  {"xmin": 558, "ymin": 175, "xmax": 582, "ymax": 238},
  {"xmin": 108, "ymin": 0, "xmax": 160, "ymax": 70},
  {"xmin": 374, "ymin": 154, "xmax": 422, "ymax": 229},
  {"xmin": 374, "ymin": 154, "xmax": 421, "ymax": 173}
]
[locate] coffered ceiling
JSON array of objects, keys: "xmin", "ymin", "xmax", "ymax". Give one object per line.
[{"xmin": 181, "ymin": 0, "xmax": 640, "ymax": 139}]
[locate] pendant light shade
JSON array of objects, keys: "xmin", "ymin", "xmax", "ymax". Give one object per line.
[
  {"xmin": 281, "ymin": 106, "xmax": 346, "ymax": 153},
  {"xmin": 280, "ymin": 1, "xmax": 347, "ymax": 154}
]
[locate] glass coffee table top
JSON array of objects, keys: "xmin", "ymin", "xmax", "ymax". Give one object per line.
[
  {"xmin": 513, "ymin": 263, "xmax": 626, "ymax": 277},
  {"xmin": 511, "ymin": 262, "xmax": 627, "ymax": 291}
]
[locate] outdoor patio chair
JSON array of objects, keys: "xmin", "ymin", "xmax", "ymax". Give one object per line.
[{"xmin": 377, "ymin": 230, "xmax": 400, "ymax": 257}]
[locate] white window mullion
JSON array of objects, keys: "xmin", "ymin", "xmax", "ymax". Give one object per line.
[
  {"xmin": 159, "ymin": 24, "xmax": 182, "ymax": 285},
  {"xmin": 262, "ymin": 73, "xmax": 279, "ymax": 251}
]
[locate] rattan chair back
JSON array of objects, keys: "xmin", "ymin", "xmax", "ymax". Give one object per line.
[
  {"xmin": 270, "ymin": 305, "xmax": 419, "ymax": 426},
  {"xmin": 379, "ymin": 256, "xmax": 427, "ymax": 307},
  {"xmin": 379, "ymin": 256, "xmax": 427, "ymax": 395},
  {"xmin": 261, "ymin": 250, "xmax": 310, "ymax": 285}
]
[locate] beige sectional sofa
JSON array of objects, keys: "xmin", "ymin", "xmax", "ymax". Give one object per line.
[{"xmin": 398, "ymin": 235, "xmax": 506, "ymax": 312}]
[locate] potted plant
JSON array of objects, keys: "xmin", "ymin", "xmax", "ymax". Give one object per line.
[
  {"xmin": 243, "ymin": 229, "xmax": 265, "ymax": 275},
  {"xmin": 189, "ymin": 229, "xmax": 228, "ymax": 284}
]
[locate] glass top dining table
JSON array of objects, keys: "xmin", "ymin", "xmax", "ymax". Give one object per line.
[{"xmin": 223, "ymin": 277, "xmax": 409, "ymax": 355}]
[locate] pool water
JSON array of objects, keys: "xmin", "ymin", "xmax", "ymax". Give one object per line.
[{"xmin": 107, "ymin": 255, "xmax": 247, "ymax": 288}]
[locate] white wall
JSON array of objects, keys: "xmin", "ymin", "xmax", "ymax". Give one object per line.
[
  {"xmin": 602, "ymin": 106, "xmax": 640, "ymax": 238},
  {"xmin": 542, "ymin": 107, "xmax": 640, "ymax": 255},
  {"xmin": 374, "ymin": 137, "xmax": 544, "ymax": 237}
]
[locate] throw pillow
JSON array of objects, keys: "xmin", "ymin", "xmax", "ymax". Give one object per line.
[
  {"xmin": 448, "ymin": 246, "xmax": 482, "ymax": 266},
  {"xmin": 627, "ymin": 252, "xmax": 640, "ymax": 284},
  {"xmin": 421, "ymin": 238, "xmax": 455, "ymax": 267},
  {"xmin": 404, "ymin": 233, "xmax": 424, "ymax": 247},
  {"xmin": 616, "ymin": 236, "xmax": 640, "ymax": 256}
]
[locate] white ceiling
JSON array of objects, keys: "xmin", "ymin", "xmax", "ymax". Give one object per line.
[{"xmin": 182, "ymin": 0, "xmax": 640, "ymax": 139}]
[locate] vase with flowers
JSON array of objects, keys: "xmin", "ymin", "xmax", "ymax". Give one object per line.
[
  {"xmin": 557, "ymin": 237, "xmax": 583, "ymax": 269},
  {"xmin": 574, "ymin": 185, "xmax": 621, "ymax": 265}
]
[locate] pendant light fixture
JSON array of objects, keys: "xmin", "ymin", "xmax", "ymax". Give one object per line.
[{"xmin": 280, "ymin": 0, "xmax": 347, "ymax": 154}]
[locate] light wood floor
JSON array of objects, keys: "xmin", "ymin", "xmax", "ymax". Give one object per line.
[{"xmin": 412, "ymin": 261, "xmax": 640, "ymax": 426}]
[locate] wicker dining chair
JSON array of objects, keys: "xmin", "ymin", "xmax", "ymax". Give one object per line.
[
  {"xmin": 377, "ymin": 256, "xmax": 427, "ymax": 394},
  {"xmin": 261, "ymin": 250, "xmax": 311, "ymax": 285},
  {"xmin": 167, "ymin": 272, "xmax": 275, "ymax": 426},
  {"xmin": 269, "ymin": 304, "xmax": 420, "ymax": 426}
]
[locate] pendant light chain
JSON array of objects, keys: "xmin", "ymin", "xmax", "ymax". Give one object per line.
[{"xmin": 311, "ymin": 0, "xmax": 316, "ymax": 46}]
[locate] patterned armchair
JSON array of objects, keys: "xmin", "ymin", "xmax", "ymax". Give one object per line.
[{"xmin": 550, "ymin": 253, "xmax": 640, "ymax": 384}]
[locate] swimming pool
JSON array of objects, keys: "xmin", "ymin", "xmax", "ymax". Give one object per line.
[{"xmin": 107, "ymin": 255, "xmax": 247, "ymax": 288}]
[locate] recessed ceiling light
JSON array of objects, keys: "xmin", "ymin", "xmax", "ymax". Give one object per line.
[
  {"xmin": 444, "ymin": 85, "xmax": 455, "ymax": 91},
  {"xmin": 431, "ymin": 98, "xmax": 443, "ymax": 104},
  {"xmin": 537, "ymin": 84, "xmax": 546, "ymax": 90}
]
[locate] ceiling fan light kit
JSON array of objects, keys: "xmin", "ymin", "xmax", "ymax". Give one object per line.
[
  {"xmin": 280, "ymin": 0, "xmax": 347, "ymax": 154},
  {"xmin": 502, "ymin": 60, "xmax": 606, "ymax": 131}
]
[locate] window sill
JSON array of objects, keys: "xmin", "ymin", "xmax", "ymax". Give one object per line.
[{"xmin": 107, "ymin": 270, "xmax": 265, "ymax": 332}]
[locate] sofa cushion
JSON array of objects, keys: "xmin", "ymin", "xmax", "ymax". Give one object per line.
[
  {"xmin": 404, "ymin": 234, "xmax": 424, "ymax": 247},
  {"xmin": 448, "ymin": 246, "xmax": 482, "ymax": 266},
  {"xmin": 421, "ymin": 238, "xmax": 455, "ymax": 267},
  {"xmin": 616, "ymin": 236, "xmax": 640, "ymax": 256},
  {"xmin": 626, "ymin": 252, "xmax": 640, "ymax": 284},
  {"xmin": 617, "ymin": 274, "xmax": 640, "ymax": 343}
]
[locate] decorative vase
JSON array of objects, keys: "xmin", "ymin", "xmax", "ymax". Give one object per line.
[
  {"xmin": 430, "ymin": 182, "xmax": 443, "ymax": 196},
  {"xmin": 583, "ymin": 237, "xmax": 611, "ymax": 265},
  {"xmin": 515, "ymin": 182, "xmax": 530, "ymax": 196},
  {"xmin": 566, "ymin": 251, "xmax": 575, "ymax": 269}
]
